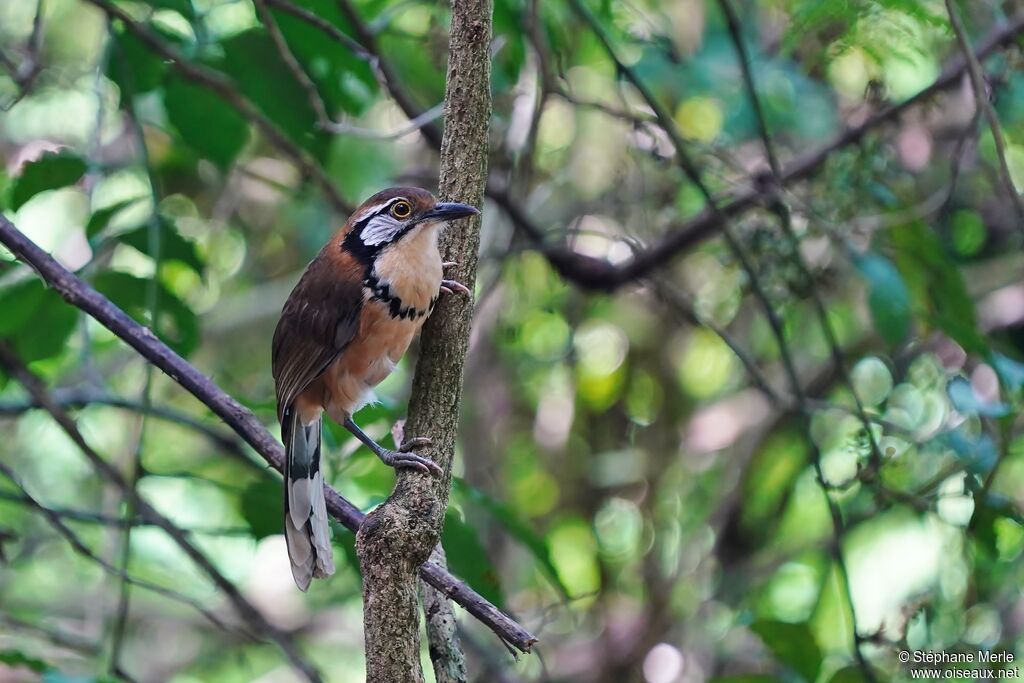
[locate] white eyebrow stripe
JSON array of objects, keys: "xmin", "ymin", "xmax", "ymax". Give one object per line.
[
  {"xmin": 352, "ymin": 197, "xmax": 404, "ymax": 225},
  {"xmin": 360, "ymin": 214, "xmax": 403, "ymax": 246}
]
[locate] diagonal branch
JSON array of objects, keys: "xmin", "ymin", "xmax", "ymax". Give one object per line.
[
  {"xmin": 0, "ymin": 215, "xmax": 538, "ymax": 654},
  {"xmin": 522, "ymin": 11, "xmax": 1024, "ymax": 289}
]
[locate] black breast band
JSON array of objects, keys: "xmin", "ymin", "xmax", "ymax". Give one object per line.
[{"xmin": 364, "ymin": 272, "xmax": 437, "ymax": 321}]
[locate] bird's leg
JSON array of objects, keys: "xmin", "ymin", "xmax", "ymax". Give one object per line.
[
  {"xmin": 440, "ymin": 261, "xmax": 471, "ymax": 296},
  {"xmin": 343, "ymin": 416, "xmax": 442, "ymax": 476}
]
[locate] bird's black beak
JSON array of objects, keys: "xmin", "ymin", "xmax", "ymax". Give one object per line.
[{"xmin": 421, "ymin": 202, "xmax": 480, "ymax": 223}]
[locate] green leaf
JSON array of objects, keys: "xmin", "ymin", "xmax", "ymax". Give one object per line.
[
  {"xmin": 853, "ymin": 252, "xmax": 910, "ymax": 345},
  {"xmin": 0, "ymin": 279, "xmax": 77, "ymax": 363},
  {"xmin": 92, "ymin": 272, "xmax": 200, "ymax": 357},
  {"xmin": 442, "ymin": 509, "xmax": 504, "ymax": 608},
  {"xmin": 86, "ymin": 197, "xmax": 145, "ymax": 240},
  {"xmin": 115, "ymin": 217, "xmax": 205, "ymax": 275},
  {"xmin": 164, "ymin": 74, "xmax": 250, "ymax": 170},
  {"xmin": 107, "ymin": 25, "xmax": 167, "ymax": 96},
  {"xmin": 454, "ymin": 478, "xmax": 570, "ymax": 599},
  {"xmin": 0, "ymin": 279, "xmax": 46, "ymax": 336},
  {"xmin": 0, "ymin": 650, "xmax": 49, "ymax": 673},
  {"xmin": 138, "ymin": 0, "xmax": 193, "ymax": 15},
  {"xmin": 970, "ymin": 495, "xmax": 1019, "ymax": 557},
  {"xmin": 218, "ymin": 30, "xmax": 330, "ymax": 160},
  {"xmin": 890, "ymin": 222, "xmax": 986, "ymax": 354},
  {"xmin": 750, "ymin": 620, "xmax": 822, "ymax": 683},
  {"xmin": 269, "ymin": 0, "xmax": 377, "ymax": 116},
  {"xmin": 710, "ymin": 677, "xmax": 783, "ymax": 683},
  {"xmin": 240, "ymin": 478, "xmax": 281, "ymax": 540},
  {"xmin": 9, "ymin": 152, "xmax": 87, "ymax": 211},
  {"xmin": 947, "ymin": 377, "xmax": 1010, "ymax": 417},
  {"xmin": 829, "ymin": 666, "xmax": 869, "ymax": 683}
]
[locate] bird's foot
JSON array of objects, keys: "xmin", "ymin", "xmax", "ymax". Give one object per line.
[
  {"xmin": 377, "ymin": 439, "xmax": 442, "ymax": 476},
  {"xmin": 440, "ymin": 279, "xmax": 471, "ymax": 296},
  {"xmin": 347, "ymin": 416, "xmax": 441, "ymax": 476}
]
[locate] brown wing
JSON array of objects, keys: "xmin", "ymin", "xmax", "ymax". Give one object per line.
[{"xmin": 272, "ymin": 250, "xmax": 364, "ymax": 423}]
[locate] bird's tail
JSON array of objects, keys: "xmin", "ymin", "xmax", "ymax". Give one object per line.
[{"xmin": 283, "ymin": 408, "xmax": 334, "ymax": 591}]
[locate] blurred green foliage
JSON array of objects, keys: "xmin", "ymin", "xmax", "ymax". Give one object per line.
[{"xmin": 1, "ymin": 0, "xmax": 1024, "ymax": 681}]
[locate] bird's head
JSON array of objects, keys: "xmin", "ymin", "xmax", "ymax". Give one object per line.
[{"xmin": 342, "ymin": 186, "xmax": 478, "ymax": 261}]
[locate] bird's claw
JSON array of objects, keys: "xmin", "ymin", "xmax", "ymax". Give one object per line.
[
  {"xmin": 442, "ymin": 261, "xmax": 460, "ymax": 269},
  {"xmin": 380, "ymin": 448, "xmax": 442, "ymax": 476},
  {"xmin": 440, "ymin": 279, "xmax": 471, "ymax": 297},
  {"xmin": 399, "ymin": 436, "xmax": 433, "ymax": 452}
]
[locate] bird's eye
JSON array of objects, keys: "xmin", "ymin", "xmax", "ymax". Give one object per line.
[{"xmin": 391, "ymin": 201, "xmax": 412, "ymax": 219}]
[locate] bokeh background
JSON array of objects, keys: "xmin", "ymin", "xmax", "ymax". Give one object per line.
[{"xmin": 1, "ymin": 0, "xmax": 1024, "ymax": 681}]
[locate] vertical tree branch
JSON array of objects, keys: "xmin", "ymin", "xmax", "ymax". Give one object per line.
[
  {"xmin": 419, "ymin": 545, "xmax": 468, "ymax": 683},
  {"xmin": 354, "ymin": 0, "xmax": 494, "ymax": 680}
]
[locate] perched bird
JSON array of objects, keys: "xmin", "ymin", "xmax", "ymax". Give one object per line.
[{"xmin": 272, "ymin": 186, "xmax": 478, "ymax": 590}]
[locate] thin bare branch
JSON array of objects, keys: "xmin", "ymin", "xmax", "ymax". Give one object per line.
[
  {"xmin": 0, "ymin": 613, "xmax": 100, "ymax": 656},
  {"xmin": 0, "ymin": 491, "xmax": 249, "ymax": 535},
  {"xmin": 252, "ymin": 0, "xmax": 333, "ymax": 127},
  {"xmin": 522, "ymin": 12, "xmax": 1024, "ymax": 289}
]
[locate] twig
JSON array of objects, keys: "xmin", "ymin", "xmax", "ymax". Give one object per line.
[
  {"xmin": 108, "ymin": 72, "xmax": 165, "ymax": 675},
  {"xmin": 0, "ymin": 613, "xmax": 100, "ymax": 656},
  {"xmin": 0, "ymin": 345, "xmax": 324, "ymax": 683},
  {"xmin": 420, "ymin": 546, "xmax": 468, "ymax": 683},
  {"xmin": 321, "ymin": 103, "xmax": 446, "ymax": 139},
  {"xmin": 652, "ymin": 278, "xmax": 781, "ymax": 401},
  {"xmin": 252, "ymin": 0, "xmax": 332, "ymax": 126},
  {"xmin": 0, "ymin": 0, "xmax": 45, "ymax": 111},
  {"xmin": 943, "ymin": 0, "xmax": 1024, "ymax": 237},
  {"xmin": 0, "ymin": 214, "xmax": 538, "ymax": 654},
  {"xmin": 332, "ymin": 0, "xmax": 444, "ymax": 148},
  {"xmin": 262, "ymin": 0, "xmax": 374, "ymax": 61}
]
